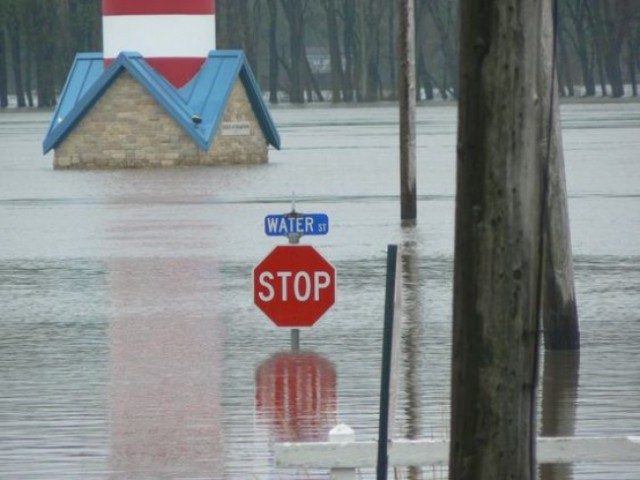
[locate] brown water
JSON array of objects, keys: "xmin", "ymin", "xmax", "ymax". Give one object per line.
[{"xmin": 1, "ymin": 102, "xmax": 639, "ymax": 479}]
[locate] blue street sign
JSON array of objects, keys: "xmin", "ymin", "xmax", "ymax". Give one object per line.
[{"xmin": 264, "ymin": 213, "xmax": 329, "ymax": 237}]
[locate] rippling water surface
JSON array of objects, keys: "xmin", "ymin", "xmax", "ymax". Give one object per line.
[{"xmin": 1, "ymin": 102, "xmax": 639, "ymax": 479}]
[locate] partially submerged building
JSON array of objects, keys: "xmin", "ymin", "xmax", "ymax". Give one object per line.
[{"xmin": 43, "ymin": 0, "xmax": 280, "ymax": 169}]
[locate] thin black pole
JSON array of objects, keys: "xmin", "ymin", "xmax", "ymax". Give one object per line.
[{"xmin": 377, "ymin": 244, "xmax": 398, "ymax": 480}]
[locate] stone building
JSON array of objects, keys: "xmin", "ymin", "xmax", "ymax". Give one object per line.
[{"xmin": 43, "ymin": 50, "xmax": 280, "ymax": 169}]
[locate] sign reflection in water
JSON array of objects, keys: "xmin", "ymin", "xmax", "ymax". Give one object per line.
[
  {"xmin": 255, "ymin": 351, "xmax": 337, "ymax": 442},
  {"xmin": 107, "ymin": 256, "xmax": 223, "ymax": 479}
]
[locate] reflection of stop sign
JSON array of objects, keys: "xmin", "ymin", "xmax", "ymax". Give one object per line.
[
  {"xmin": 255, "ymin": 352, "xmax": 337, "ymax": 441},
  {"xmin": 253, "ymin": 245, "xmax": 336, "ymax": 327}
]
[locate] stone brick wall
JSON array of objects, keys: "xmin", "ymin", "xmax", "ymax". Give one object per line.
[{"xmin": 54, "ymin": 72, "xmax": 269, "ymax": 169}]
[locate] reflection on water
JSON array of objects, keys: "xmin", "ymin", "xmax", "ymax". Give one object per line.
[
  {"xmin": 400, "ymin": 227, "xmax": 426, "ymax": 480},
  {"xmin": 255, "ymin": 351, "xmax": 337, "ymax": 442},
  {"xmin": 539, "ymin": 352, "xmax": 580, "ymax": 480},
  {"xmin": 107, "ymin": 257, "xmax": 223, "ymax": 479}
]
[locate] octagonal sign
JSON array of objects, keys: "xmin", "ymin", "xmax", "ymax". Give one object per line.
[{"xmin": 253, "ymin": 245, "xmax": 336, "ymax": 328}]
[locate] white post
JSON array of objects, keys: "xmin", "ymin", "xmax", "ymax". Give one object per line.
[{"xmin": 330, "ymin": 424, "xmax": 357, "ymax": 480}]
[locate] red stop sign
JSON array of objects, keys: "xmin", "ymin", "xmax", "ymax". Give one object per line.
[{"xmin": 253, "ymin": 245, "xmax": 336, "ymax": 327}]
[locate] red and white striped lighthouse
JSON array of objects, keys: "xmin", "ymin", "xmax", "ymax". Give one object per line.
[{"xmin": 102, "ymin": 0, "xmax": 216, "ymax": 88}]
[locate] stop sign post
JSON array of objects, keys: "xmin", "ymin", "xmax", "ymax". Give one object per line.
[{"xmin": 254, "ymin": 245, "xmax": 336, "ymax": 328}]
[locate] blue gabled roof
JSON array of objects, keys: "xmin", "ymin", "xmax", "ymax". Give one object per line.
[{"xmin": 43, "ymin": 50, "xmax": 281, "ymax": 154}]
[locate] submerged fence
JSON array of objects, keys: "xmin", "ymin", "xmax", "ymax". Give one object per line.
[{"xmin": 274, "ymin": 424, "xmax": 640, "ymax": 479}]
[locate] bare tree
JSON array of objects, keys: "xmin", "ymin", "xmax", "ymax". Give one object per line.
[
  {"xmin": 0, "ymin": 0, "xmax": 637, "ymax": 106},
  {"xmin": 620, "ymin": 0, "xmax": 640, "ymax": 96},
  {"xmin": 599, "ymin": 0, "xmax": 625, "ymax": 97},
  {"xmin": 557, "ymin": 23, "xmax": 575, "ymax": 96},
  {"xmin": 266, "ymin": 0, "xmax": 280, "ymax": 104},
  {"xmin": 216, "ymin": 0, "xmax": 232, "ymax": 49},
  {"xmin": 562, "ymin": 0, "xmax": 596, "ymax": 96},
  {"xmin": 423, "ymin": 0, "xmax": 459, "ymax": 98},
  {"xmin": 387, "ymin": 0, "xmax": 397, "ymax": 100},
  {"xmin": 0, "ymin": 3, "xmax": 8, "ymax": 107},
  {"xmin": 281, "ymin": 0, "xmax": 306, "ymax": 103},
  {"xmin": 324, "ymin": 0, "xmax": 344, "ymax": 102},
  {"xmin": 361, "ymin": 0, "xmax": 385, "ymax": 101},
  {"xmin": 342, "ymin": 0, "xmax": 356, "ymax": 101},
  {"xmin": 69, "ymin": 0, "xmax": 101, "ymax": 52},
  {"xmin": 415, "ymin": 0, "xmax": 433, "ymax": 101},
  {"xmin": 33, "ymin": 0, "xmax": 62, "ymax": 107},
  {"xmin": 628, "ymin": 27, "xmax": 639, "ymax": 96},
  {"xmin": 586, "ymin": 0, "xmax": 613, "ymax": 96},
  {"xmin": 5, "ymin": 0, "xmax": 27, "ymax": 107}
]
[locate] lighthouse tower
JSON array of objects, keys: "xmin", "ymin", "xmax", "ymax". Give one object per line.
[{"xmin": 102, "ymin": 0, "xmax": 216, "ymax": 88}]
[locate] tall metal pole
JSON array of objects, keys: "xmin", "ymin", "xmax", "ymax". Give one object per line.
[{"xmin": 399, "ymin": 0, "xmax": 417, "ymax": 223}]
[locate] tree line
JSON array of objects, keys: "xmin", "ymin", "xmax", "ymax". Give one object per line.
[{"xmin": 0, "ymin": 0, "xmax": 638, "ymax": 108}]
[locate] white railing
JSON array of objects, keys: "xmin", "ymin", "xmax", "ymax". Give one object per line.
[{"xmin": 274, "ymin": 424, "xmax": 640, "ymax": 479}]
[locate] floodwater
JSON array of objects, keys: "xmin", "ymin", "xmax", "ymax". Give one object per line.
[{"xmin": 0, "ymin": 101, "xmax": 639, "ymax": 480}]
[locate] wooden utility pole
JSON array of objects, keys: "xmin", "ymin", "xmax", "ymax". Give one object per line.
[
  {"xmin": 449, "ymin": 0, "xmax": 543, "ymax": 479},
  {"xmin": 539, "ymin": 0, "xmax": 581, "ymax": 350},
  {"xmin": 399, "ymin": 0, "xmax": 417, "ymax": 223}
]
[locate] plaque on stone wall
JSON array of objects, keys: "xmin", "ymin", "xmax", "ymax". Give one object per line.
[{"xmin": 220, "ymin": 121, "xmax": 251, "ymax": 136}]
